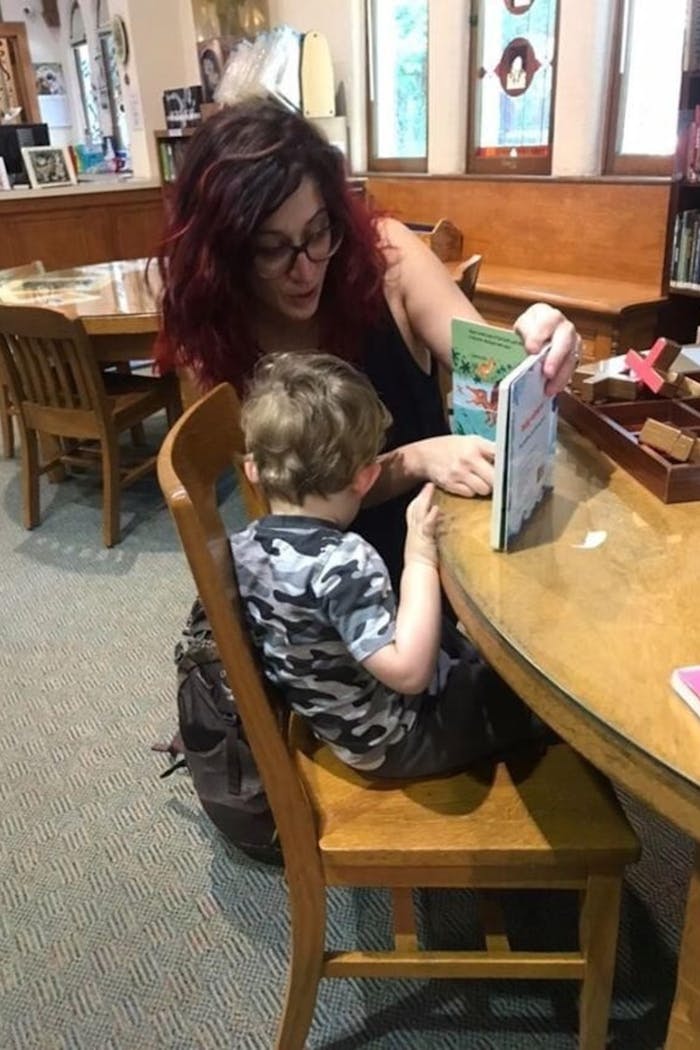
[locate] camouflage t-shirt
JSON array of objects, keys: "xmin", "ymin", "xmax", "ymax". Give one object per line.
[{"xmin": 230, "ymin": 515, "xmax": 418, "ymax": 771}]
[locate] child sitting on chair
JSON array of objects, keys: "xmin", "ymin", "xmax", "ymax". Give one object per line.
[{"xmin": 230, "ymin": 351, "xmax": 547, "ymax": 778}]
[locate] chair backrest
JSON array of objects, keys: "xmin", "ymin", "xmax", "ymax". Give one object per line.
[
  {"xmin": 0, "ymin": 305, "xmax": 112, "ymax": 435},
  {"xmin": 157, "ymin": 383, "xmax": 324, "ymax": 890},
  {"xmin": 455, "ymin": 253, "xmax": 482, "ymax": 301},
  {"xmin": 0, "ymin": 261, "xmax": 46, "ymax": 283}
]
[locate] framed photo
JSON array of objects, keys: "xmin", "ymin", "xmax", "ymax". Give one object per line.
[
  {"xmin": 20, "ymin": 146, "xmax": 77, "ymax": 190},
  {"xmin": 0, "ymin": 157, "xmax": 11, "ymax": 191},
  {"xmin": 198, "ymin": 38, "xmax": 224, "ymax": 103}
]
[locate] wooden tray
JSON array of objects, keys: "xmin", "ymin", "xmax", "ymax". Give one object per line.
[{"xmin": 558, "ymin": 387, "xmax": 700, "ymax": 502}]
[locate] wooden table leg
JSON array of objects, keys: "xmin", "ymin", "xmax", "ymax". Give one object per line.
[{"xmin": 665, "ymin": 846, "xmax": 700, "ymax": 1049}]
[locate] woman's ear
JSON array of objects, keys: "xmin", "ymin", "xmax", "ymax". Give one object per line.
[
  {"xmin": 352, "ymin": 461, "xmax": 381, "ymax": 499},
  {"xmin": 243, "ymin": 454, "xmax": 259, "ymax": 485}
]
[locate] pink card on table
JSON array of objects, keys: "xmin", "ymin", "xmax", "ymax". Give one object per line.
[{"xmin": 671, "ymin": 665, "xmax": 700, "ymax": 718}]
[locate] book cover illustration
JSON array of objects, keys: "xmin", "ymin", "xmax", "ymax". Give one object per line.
[
  {"xmin": 451, "ymin": 318, "xmax": 526, "ymax": 440},
  {"xmin": 491, "ymin": 346, "xmax": 557, "ymax": 551}
]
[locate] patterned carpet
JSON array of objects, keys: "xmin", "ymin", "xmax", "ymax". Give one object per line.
[{"xmin": 0, "ymin": 416, "xmax": 694, "ymax": 1049}]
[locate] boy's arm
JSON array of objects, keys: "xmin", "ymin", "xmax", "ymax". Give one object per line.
[{"xmin": 362, "ymin": 484, "xmax": 442, "ymax": 694}]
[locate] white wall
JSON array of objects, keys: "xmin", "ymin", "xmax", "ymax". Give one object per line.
[{"xmin": 107, "ymin": 0, "xmax": 196, "ymax": 175}]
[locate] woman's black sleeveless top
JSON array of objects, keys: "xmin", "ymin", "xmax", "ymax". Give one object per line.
[{"xmin": 353, "ymin": 303, "xmax": 449, "ymax": 587}]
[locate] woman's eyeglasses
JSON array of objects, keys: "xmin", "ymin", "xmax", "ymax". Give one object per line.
[{"xmin": 252, "ymin": 222, "xmax": 343, "ymax": 279}]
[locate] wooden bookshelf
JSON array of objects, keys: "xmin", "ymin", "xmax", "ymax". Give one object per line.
[{"xmin": 153, "ymin": 128, "xmax": 197, "ymax": 184}]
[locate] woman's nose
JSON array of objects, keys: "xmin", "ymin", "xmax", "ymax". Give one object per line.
[{"xmin": 288, "ymin": 249, "xmax": 316, "ymax": 280}]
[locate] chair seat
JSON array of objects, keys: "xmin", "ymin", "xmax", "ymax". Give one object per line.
[{"xmin": 293, "ymin": 731, "xmax": 640, "ymax": 876}]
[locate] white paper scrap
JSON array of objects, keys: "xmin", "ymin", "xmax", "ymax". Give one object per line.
[{"xmin": 572, "ymin": 530, "xmax": 607, "ymax": 550}]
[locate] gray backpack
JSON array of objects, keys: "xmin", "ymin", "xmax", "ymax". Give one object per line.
[{"xmin": 159, "ymin": 598, "xmax": 282, "ymax": 864}]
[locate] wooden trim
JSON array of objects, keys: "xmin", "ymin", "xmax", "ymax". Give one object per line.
[
  {"xmin": 0, "ymin": 22, "xmax": 41, "ymax": 123},
  {"xmin": 603, "ymin": 0, "xmax": 625, "ymax": 174},
  {"xmin": 610, "ymin": 154, "xmax": 674, "ymax": 177}
]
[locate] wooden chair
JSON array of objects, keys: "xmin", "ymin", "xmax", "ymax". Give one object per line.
[
  {"xmin": 455, "ymin": 251, "xmax": 483, "ymax": 301},
  {"xmin": 0, "ymin": 260, "xmax": 45, "ymax": 458},
  {"xmin": 158, "ymin": 381, "xmax": 640, "ymax": 1050},
  {"xmin": 0, "ymin": 305, "xmax": 182, "ymax": 546}
]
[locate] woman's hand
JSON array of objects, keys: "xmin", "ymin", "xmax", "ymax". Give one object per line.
[
  {"xmin": 514, "ymin": 302, "xmax": 582, "ymax": 396},
  {"xmin": 417, "ymin": 435, "xmax": 496, "ymax": 498}
]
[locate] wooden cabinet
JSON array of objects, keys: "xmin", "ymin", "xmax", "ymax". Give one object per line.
[{"xmin": 0, "ymin": 184, "xmax": 166, "ymax": 270}]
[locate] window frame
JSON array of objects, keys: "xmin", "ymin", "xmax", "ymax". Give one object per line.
[
  {"xmin": 365, "ymin": 0, "xmax": 429, "ymax": 173},
  {"xmin": 466, "ymin": 0, "xmax": 561, "ymax": 176},
  {"xmin": 604, "ymin": 0, "xmax": 680, "ymax": 177}
]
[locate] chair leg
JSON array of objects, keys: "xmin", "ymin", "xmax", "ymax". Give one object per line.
[
  {"xmin": 578, "ymin": 873, "xmax": 623, "ymax": 1050},
  {"xmin": 275, "ymin": 891, "xmax": 325, "ymax": 1050},
  {"xmin": 22, "ymin": 429, "xmax": 41, "ymax": 529},
  {"xmin": 101, "ymin": 437, "xmax": 121, "ymax": 547},
  {"xmin": 0, "ymin": 383, "xmax": 14, "ymax": 459},
  {"xmin": 113, "ymin": 362, "xmax": 147, "ymax": 446}
]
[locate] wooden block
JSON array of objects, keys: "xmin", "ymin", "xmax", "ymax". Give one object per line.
[
  {"xmin": 626, "ymin": 339, "xmax": 682, "ymax": 394},
  {"xmin": 579, "ymin": 374, "xmax": 640, "ymax": 403},
  {"xmin": 572, "ymin": 355, "xmax": 629, "ymax": 395},
  {"xmin": 639, "ymin": 418, "xmax": 697, "ymax": 462},
  {"xmin": 670, "ymin": 374, "xmax": 700, "ymax": 397}
]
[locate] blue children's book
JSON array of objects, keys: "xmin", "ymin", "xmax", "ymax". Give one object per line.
[
  {"xmin": 451, "ymin": 318, "xmax": 526, "ymax": 440},
  {"xmin": 490, "ymin": 346, "xmax": 558, "ymax": 551}
]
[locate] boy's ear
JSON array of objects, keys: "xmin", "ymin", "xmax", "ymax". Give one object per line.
[
  {"xmin": 243, "ymin": 455, "xmax": 259, "ymax": 485},
  {"xmin": 352, "ymin": 461, "xmax": 381, "ymax": 499}
]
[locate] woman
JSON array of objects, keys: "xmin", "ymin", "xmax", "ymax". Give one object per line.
[{"xmin": 155, "ymin": 96, "xmax": 581, "ymax": 581}]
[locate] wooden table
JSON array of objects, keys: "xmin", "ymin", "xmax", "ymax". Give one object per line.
[
  {"xmin": 438, "ymin": 422, "xmax": 700, "ymax": 1049},
  {"xmin": 0, "ymin": 257, "xmax": 159, "ymax": 359}
]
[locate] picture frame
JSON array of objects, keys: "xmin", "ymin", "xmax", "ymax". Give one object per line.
[
  {"xmin": 0, "ymin": 157, "xmax": 11, "ymax": 191},
  {"xmin": 20, "ymin": 145, "xmax": 77, "ymax": 190}
]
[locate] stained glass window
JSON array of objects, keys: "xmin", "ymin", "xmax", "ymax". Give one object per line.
[
  {"xmin": 469, "ymin": 0, "xmax": 558, "ymax": 174},
  {"xmin": 367, "ymin": 0, "xmax": 428, "ymax": 171}
]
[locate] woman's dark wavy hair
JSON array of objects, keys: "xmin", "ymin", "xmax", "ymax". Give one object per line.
[{"xmin": 154, "ymin": 96, "xmax": 387, "ymax": 391}]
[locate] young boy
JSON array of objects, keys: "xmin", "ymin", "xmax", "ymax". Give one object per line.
[{"xmin": 230, "ymin": 352, "xmax": 546, "ymax": 778}]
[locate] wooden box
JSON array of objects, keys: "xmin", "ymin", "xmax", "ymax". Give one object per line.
[{"xmin": 558, "ymin": 387, "xmax": 700, "ymax": 502}]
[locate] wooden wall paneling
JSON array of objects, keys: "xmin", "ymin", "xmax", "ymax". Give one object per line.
[
  {"xmin": 110, "ymin": 199, "xmax": 166, "ymax": 262},
  {"xmin": 0, "ymin": 188, "xmax": 166, "ymax": 270},
  {"xmin": 366, "ymin": 177, "xmax": 670, "ymax": 286},
  {"xmin": 2, "ymin": 208, "xmax": 112, "ymax": 269}
]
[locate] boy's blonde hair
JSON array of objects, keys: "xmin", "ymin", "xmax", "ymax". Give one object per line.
[{"xmin": 241, "ymin": 352, "xmax": 392, "ymax": 504}]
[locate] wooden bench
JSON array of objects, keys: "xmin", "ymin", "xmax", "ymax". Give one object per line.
[
  {"xmin": 446, "ymin": 261, "xmax": 667, "ymax": 362},
  {"xmin": 368, "ymin": 176, "xmax": 672, "ymax": 361}
]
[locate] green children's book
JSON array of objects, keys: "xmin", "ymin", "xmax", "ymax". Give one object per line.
[{"xmin": 451, "ymin": 318, "xmax": 527, "ymax": 440}]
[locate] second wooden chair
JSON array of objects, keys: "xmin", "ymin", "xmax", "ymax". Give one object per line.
[{"xmin": 0, "ymin": 304, "xmax": 182, "ymax": 546}]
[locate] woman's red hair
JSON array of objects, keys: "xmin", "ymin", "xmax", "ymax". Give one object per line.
[{"xmin": 153, "ymin": 97, "xmax": 387, "ymax": 393}]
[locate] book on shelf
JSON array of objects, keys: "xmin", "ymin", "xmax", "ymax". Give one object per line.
[
  {"xmin": 451, "ymin": 317, "xmax": 526, "ymax": 440},
  {"xmin": 671, "ymin": 665, "xmax": 700, "ymax": 719},
  {"xmin": 490, "ymin": 346, "xmax": 558, "ymax": 551}
]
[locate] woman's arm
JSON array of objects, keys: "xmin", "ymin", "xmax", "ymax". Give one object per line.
[
  {"xmin": 380, "ymin": 217, "xmax": 581, "ymax": 395},
  {"xmin": 362, "ymin": 219, "xmax": 582, "ymax": 504}
]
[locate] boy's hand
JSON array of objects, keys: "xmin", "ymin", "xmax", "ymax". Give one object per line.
[{"xmin": 405, "ymin": 483, "xmax": 441, "ymax": 568}]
